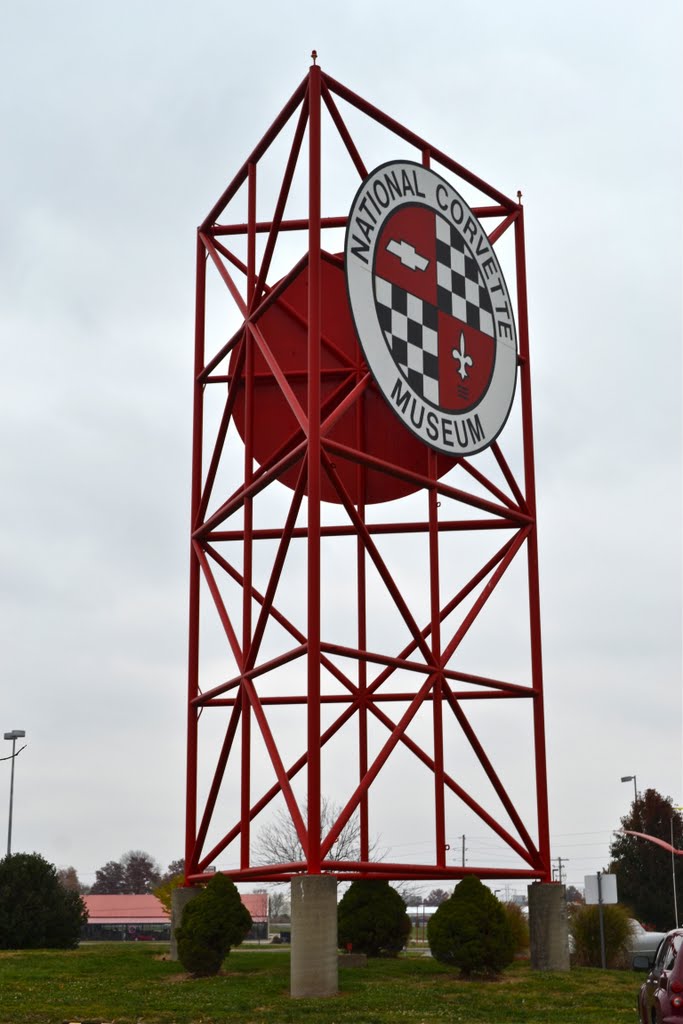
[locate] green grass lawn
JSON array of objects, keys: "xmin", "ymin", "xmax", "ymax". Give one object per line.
[{"xmin": 0, "ymin": 943, "xmax": 641, "ymax": 1024}]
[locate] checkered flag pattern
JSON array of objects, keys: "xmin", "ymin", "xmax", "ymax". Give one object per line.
[
  {"xmin": 435, "ymin": 218, "xmax": 494, "ymax": 336},
  {"xmin": 374, "ymin": 276, "xmax": 440, "ymax": 404}
]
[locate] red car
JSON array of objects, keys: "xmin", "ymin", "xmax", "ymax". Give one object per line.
[{"xmin": 636, "ymin": 928, "xmax": 683, "ymax": 1023}]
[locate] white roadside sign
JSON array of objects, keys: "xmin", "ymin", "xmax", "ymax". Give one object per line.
[{"xmin": 584, "ymin": 873, "xmax": 618, "ymax": 905}]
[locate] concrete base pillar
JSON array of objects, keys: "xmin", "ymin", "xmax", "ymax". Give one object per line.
[
  {"xmin": 290, "ymin": 875, "xmax": 338, "ymax": 998},
  {"xmin": 169, "ymin": 886, "xmax": 201, "ymax": 961},
  {"xmin": 528, "ymin": 882, "xmax": 570, "ymax": 971}
]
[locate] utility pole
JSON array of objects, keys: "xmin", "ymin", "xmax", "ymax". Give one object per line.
[
  {"xmin": 672, "ymin": 816, "xmax": 680, "ymax": 928},
  {"xmin": 461, "ymin": 835, "xmax": 466, "ymax": 867},
  {"xmin": 552, "ymin": 856, "xmax": 568, "ymax": 884}
]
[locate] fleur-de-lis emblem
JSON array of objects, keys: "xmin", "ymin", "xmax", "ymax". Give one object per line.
[{"xmin": 452, "ymin": 331, "xmax": 473, "ymax": 380}]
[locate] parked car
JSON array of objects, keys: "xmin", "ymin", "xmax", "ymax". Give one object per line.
[
  {"xmin": 635, "ymin": 928, "xmax": 683, "ymax": 1023},
  {"xmin": 629, "ymin": 919, "xmax": 668, "ymax": 965}
]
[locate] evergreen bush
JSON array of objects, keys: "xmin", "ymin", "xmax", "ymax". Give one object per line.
[
  {"xmin": 176, "ymin": 873, "xmax": 252, "ymax": 976},
  {"xmin": 337, "ymin": 880, "xmax": 411, "ymax": 957},
  {"xmin": 427, "ymin": 876, "xmax": 514, "ymax": 976},
  {"xmin": 0, "ymin": 852, "xmax": 87, "ymax": 949}
]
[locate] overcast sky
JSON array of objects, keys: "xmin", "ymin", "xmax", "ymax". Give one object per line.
[{"xmin": 1, "ymin": 0, "xmax": 680, "ymax": 898}]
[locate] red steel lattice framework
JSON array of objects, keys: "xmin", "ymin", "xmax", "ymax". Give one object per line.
[{"xmin": 184, "ymin": 61, "xmax": 552, "ymax": 886}]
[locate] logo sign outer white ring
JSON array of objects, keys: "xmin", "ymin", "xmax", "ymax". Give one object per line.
[{"xmin": 344, "ymin": 160, "xmax": 518, "ymax": 457}]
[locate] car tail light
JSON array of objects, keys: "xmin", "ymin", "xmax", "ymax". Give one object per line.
[
  {"xmin": 672, "ymin": 980, "xmax": 683, "ymax": 994},
  {"xmin": 671, "ymin": 995, "xmax": 683, "ymax": 1010}
]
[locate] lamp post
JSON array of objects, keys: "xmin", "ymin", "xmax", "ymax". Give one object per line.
[
  {"xmin": 671, "ymin": 805, "xmax": 683, "ymax": 929},
  {"xmin": 4, "ymin": 730, "xmax": 26, "ymax": 856},
  {"xmin": 671, "ymin": 815, "xmax": 679, "ymax": 928},
  {"xmin": 621, "ymin": 775, "xmax": 638, "ymax": 807}
]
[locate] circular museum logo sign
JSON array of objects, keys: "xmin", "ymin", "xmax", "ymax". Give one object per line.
[{"xmin": 345, "ymin": 160, "xmax": 517, "ymax": 457}]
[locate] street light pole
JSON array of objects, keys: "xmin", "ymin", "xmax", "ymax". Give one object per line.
[
  {"xmin": 672, "ymin": 816, "xmax": 680, "ymax": 928},
  {"xmin": 4, "ymin": 730, "xmax": 26, "ymax": 856},
  {"xmin": 621, "ymin": 775, "xmax": 638, "ymax": 808}
]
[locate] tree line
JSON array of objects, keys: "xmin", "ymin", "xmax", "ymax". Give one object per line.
[{"xmin": 58, "ymin": 852, "xmax": 184, "ymax": 896}]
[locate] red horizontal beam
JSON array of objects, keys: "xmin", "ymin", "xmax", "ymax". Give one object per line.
[
  {"xmin": 206, "ymin": 519, "xmax": 518, "ymax": 542},
  {"xmin": 329, "ymin": 859, "xmax": 542, "ymax": 878},
  {"xmin": 187, "ymin": 863, "xmax": 544, "ymax": 884},
  {"xmin": 210, "ymin": 207, "xmax": 508, "ymax": 238},
  {"xmin": 202, "ymin": 690, "xmax": 530, "ymax": 707},
  {"xmin": 211, "ymin": 216, "xmax": 348, "ymax": 236}
]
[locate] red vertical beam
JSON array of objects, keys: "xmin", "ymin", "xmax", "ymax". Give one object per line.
[
  {"xmin": 247, "ymin": 163, "xmax": 257, "ymax": 305},
  {"xmin": 306, "ymin": 63, "xmax": 322, "ymax": 873},
  {"xmin": 428, "ymin": 450, "xmax": 446, "ymax": 866},
  {"xmin": 185, "ymin": 233, "xmax": 206, "ymax": 880},
  {"xmin": 240, "ymin": 162, "xmax": 257, "ymax": 869},
  {"xmin": 515, "ymin": 201, "xmax": 551, "ymax": 881},
  {"xmin": 356, "ymin": 394, "xmax": 369, "ymax": 861}
]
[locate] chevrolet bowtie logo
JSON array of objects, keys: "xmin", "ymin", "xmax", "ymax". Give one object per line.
[{"xmin": 386, "ymin": 239, "xmax": 429, "ymax": 272}]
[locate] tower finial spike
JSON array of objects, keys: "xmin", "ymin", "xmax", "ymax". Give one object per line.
[{"xmin": 311, "ymin": 50, "xmax": 318, "ymax": 65}]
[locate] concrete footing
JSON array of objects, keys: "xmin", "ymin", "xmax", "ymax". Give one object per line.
[
  {"xmin": 527, "ymin": 882, "xmax": 570, "ymax": 971},
  {"xmin": 290, "ymin": 875, "xmax": 338, "ymax": 998},
  {"xmin": 169, "ymin": 886, "xmax": 201, "ymax": 961}
]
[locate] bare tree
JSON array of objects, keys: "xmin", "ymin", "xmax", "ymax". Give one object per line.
[
  {"xmin": 393, "ymin": 882, "xmax": 425, "ymax": 907},
  {"xmin": 424, "ymin": 887, "xmax": 451, "ymax": 906},
  {"xmin": 267, "ymin": 889, "xmax": 291, "ymax": 920},
  {"xmin": 253, "ymin": 798, "xmax": 373, "ymax": 866}
]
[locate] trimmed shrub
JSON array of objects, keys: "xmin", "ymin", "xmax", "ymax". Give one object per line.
[
  {"xmin": 569, "ymin": 902, "xmax": 632, "ymax": 967},
  {"xmin": 427, "ymin": 877, "xmax": 514, "ymax": 976},
  {"xmin": 338, "ymin": 880, "xmax": 411, "ymax": 957},
  {"xmin": 0, "ymin": 852, "xmax": 87, "ymax": 949},
  {"xmin": 176, "ymin": 873, "xmax": 252, "ymax": 976},
  {"xmin": 502, "ymin": 901, "xmax": 529, "ymax": 955}
]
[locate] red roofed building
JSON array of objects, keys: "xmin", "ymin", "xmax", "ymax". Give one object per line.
[
  {"xmin": 82, "ymin": 891, "xmax": 269, "ymax": 942},
  {"xmin": 241, "ymin": 891, "xmax": 269, "ymax": 930}
]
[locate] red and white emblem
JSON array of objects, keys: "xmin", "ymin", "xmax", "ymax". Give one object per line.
[{"xmin": 345, "ymin": 161, "xmax": 517, "ymax": 456}]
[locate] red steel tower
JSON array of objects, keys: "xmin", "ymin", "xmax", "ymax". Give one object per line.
[{"xmin": 184, "ymin": 60, "xmax": 551, "ymax": 889}]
